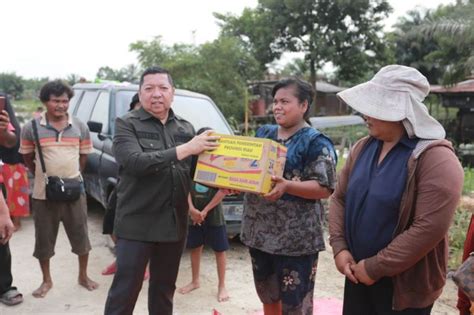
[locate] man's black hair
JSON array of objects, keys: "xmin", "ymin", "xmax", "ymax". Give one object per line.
[
  {"xmin": 139, "ymin": 66, "xmax": 174, "ymax": 88},
  {"xmin": 39, "ymin": 80, "xmax": 74, "ymax": 103}
]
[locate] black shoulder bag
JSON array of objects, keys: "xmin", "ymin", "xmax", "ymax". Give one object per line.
[{"xmin": 32, "ymin": 119, "xmax": 82, "ymax": 202}]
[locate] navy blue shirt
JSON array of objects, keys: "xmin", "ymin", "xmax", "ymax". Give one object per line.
[{"xmin": 345, "ymin": 135, "xmax": 419, "ymax": 261}]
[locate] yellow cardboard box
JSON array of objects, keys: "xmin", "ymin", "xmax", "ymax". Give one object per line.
[{"xmin": 194, "ymin": 134, "xmax": 287, "ymax": 194}]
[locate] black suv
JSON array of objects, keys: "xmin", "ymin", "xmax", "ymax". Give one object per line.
[{"xmin": 68, "ymin": 82, "xmax": 243, "ymax": 235}]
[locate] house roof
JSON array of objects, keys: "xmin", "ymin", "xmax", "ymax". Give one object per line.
[
  {"xmin": 316, "ymin": 81, "xmax": 346, "ymax": 93},
  {"xmin": 310, "ymin": 115, "xmax": 364, "ymax": 129},
  {"xmin": 430, "ymin": 79, "xmax": 474, "ymax": 94}
]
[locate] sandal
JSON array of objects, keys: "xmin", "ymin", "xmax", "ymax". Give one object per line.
[
  {"xmin": 0, "ymin": 289, "xmax": 23, "ymax": 306},
  {"xmin": 102, "ymin": 261, "xmax": 117, "ymax": 275}
]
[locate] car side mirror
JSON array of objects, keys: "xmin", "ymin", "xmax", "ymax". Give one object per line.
[{"xmin": 87, "ymin": 120, "xmax": 109, "ymax": 141}]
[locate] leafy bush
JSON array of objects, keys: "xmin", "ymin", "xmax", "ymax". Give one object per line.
[
  {"xmin": 449, "ymin": 205, "xmax": 472, "ymax": 270},
  {"xmin": 464, "ymin": 167, "xmax": 474, "ymax": 195}
]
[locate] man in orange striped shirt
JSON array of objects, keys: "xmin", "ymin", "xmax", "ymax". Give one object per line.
[{"xmin": 20, "ymin": 80, "xmax": 98, "ymax": 298}]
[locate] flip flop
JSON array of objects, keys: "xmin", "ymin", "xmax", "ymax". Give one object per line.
[
  {"xmin": 102, "ymin": 261, "xmax": 117, "ymax": 275},
  {"xmin": 0, "ymin": 289, "xmax": 23, "ymax": 306}
]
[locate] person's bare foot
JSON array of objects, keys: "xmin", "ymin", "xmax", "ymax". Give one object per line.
[
  {"xmin": 12, "ymin": 217, "xmax": 21, "ymax": 232},
  {"xmin": 78, "ymin": 276, "xmax": 99, "ymax": 291},
  {"xmin": 217, "ymin": 286, "xmax": 229, "ymax": 302},
  {"xmin": 178, "ymin": 282, "xmax": 200, "ymax": 294},
  {"xmin": 32, "ymin": 281, "xmax": 52, "ymax": 298}
]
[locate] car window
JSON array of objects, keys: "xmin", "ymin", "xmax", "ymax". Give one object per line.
[
  {"xmin": 172, "ymin": 96, "xmax": 232, "ymax": 134},
  {"xmin": 76, "ymin": 90, "xmax": 99, "ymax": 124},
  {"xmin": 68, "ymin": 90, "xmax": 84, "ymax": 115},
  {"xmin": 115, "ymin": 92, "xmax": 233, "ymax": 135},
  {"xmin": 90, "ymin": 92, "xmax": 110, "ymax": 133},
  {"xmin": 115, "ymin": 91, "xmax": 136, "ymax": 118}
]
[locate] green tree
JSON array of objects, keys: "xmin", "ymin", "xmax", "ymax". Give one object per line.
[
  {"xmin": 22, "ymin": 77, "xmax": 49, "ymax": 99},
  {"xmin": 129, "ymin": 36, "xmax": 172, "ymax": 68},
  {"xmin": 279, "ymin": 58, "xmax": 310, "ymax": 78},
  {"xmin": 66, "ymin": 73, "xmax": 81, "ymax": 86},
  {"xmin": 129, "ymin": 36, "xmax": 262, "ymax": 121},
  {"xmin": 421, "ymin": 0, "xmax": 474, "ymax": 84},
  {"xmin": 397, "ymin": 0, "xmax": 474, "ymax": 84},
  {"xmin": 387, "ymin": 9, "xmax": 443, "ymax": 83},
  {"xmin": 96, "ymin": 66, "xmax": 116, "ymax": 81},
  {"xmin": 215, "ymin": 8, "xmax": 280, "ymax": 73},
  {"xmin": 96, "ymin": 64, "xmax": 140, "ymax": 83},
  {"xmin": 215, "ymin": 0, "xmax": 392, "ymax": 111},
  {"xmin": 0, "ymin": 72, "xmax": 24, "ymax": 99}
]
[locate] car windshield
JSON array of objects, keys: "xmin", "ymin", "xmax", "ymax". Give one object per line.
[{"xmin": 116, "ymin": 91, "xmax": 232, "ymax": 134}]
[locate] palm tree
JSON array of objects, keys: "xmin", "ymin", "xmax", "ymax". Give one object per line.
[
  {"xmin": 416, "ymin": 0, "xmax": 474, "ymax": 84},
  {"xmin": 389, "ymin": 9, "xmax": 444, "ymax": 84}
]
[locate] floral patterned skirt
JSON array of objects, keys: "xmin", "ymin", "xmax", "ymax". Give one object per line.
[
  {"xmin": 249, "ymin": 247, "xmax": 319, "ymax": 314},
  {"xmin": 2, "ymin": 163, "xmax": 30, "ymax": 217}
]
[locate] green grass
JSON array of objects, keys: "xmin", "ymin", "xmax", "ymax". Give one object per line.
[
  {"xmin": 464, "ymin": 167, "xmax": 474, "ymax": 195},
  {"xmin": 322, "ymin": 125, "xmax": 368, "ymax": 149},
  {"xmin": 13, "ymin": 98, "xmax": 42, "ymax": 114},
  {"xmin": 9, "ymin": 98, "xmax": 42, "ymax": 125},
  {"xmin": 449, "ymin": 206, "xmax": 472, "ymax": 270},
  {"xmin": 449, "ymin": 168, "xmax": 474, "ymax": 270},
  {"xmin": 336, "ymin": 155, "xmax": 346, "ymax": 172}
]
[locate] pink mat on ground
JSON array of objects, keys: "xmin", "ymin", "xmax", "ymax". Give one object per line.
[
  {"xmin": 215, "ymin": 297, "xmax": 343, "ymax": 315},
  {"xmin": 312, "ymin": 298, "xmax": 343, "ymax": 315}
]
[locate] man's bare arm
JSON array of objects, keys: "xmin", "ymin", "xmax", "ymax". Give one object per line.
[
  {"xmin": 22, "ymin": 153, "xmax": 36, "ymax": 174},
  {"xmin": 79, "ymin": 154, "xmax": 88, "ymax": 172}
]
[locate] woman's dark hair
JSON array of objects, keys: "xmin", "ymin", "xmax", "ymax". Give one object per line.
[
  {"xmin": 271, "ymin": 77, "xmax": 314, "ymax": 123},
  {"xmin": 39, "ymin": 80, "xmax": 74, "ymax": 103},
  {"xmin": 129, "ymin": 93, "xmax": 140, "ymax": 111},
  {"xmin": 139, "ymin": 66, "xmax": 174, "ymax": 88}
]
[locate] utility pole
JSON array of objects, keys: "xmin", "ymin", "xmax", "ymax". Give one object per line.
[
  {"xmin": 191, "ymin": 30, "xmax": 196, "ymax": 46},
  {"xmin": 244, "ymin": 86, "xmax": 249, "ymax": 135}
]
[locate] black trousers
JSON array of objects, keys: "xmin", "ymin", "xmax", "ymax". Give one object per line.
[
  {"xmin": 343, "ymin": 277, "xmax": 433, "ymax": 315},
  {"xmin": 0, "ymin": 241, "xmax": 15, "ymax": 295},
  {"xmin": 0, "ymin": 184, "xmax": 14, "ymax": 296},
  {"xmin": 104, "ymin": 237, "xmax": 185, "ymax": 315}
]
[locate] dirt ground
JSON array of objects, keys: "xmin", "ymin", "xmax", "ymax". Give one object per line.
[{"xmin": 2, "ymin": 200, "xmax": 459, "ymax": 315}]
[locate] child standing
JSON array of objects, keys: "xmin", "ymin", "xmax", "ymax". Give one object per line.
[
  {"xmin": 178, "ymin": 184, "xmax": 230, "ymax": 302},
  {"xmin": 178, "ymin": 127, "xmax": 230, "ymax": 302}
]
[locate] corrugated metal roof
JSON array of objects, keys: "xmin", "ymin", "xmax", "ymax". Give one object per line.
[
  {"xmin": 310, "ymin": 115, "xmax": 364, "ymax": 129},
  {"xmin": 430, "ymin": 79, "xmax": 474, "ymax": 94},
  {"xmin": 316, "ymin": 81, "xmax": 346, "ymax": 93}
]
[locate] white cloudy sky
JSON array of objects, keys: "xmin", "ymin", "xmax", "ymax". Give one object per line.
[{"xmin": 0, "ymin": 0, "xmax": 454, "ymax": 79}]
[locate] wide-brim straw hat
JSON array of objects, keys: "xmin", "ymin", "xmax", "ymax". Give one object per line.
[{"xmin": 337, "ymin": 65, "xmax": 445, "ymax": 140}]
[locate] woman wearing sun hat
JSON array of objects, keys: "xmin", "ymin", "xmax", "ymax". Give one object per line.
[{"xmin": 328, "ymin": 65, "xmax": 464, "ymax": 314}]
